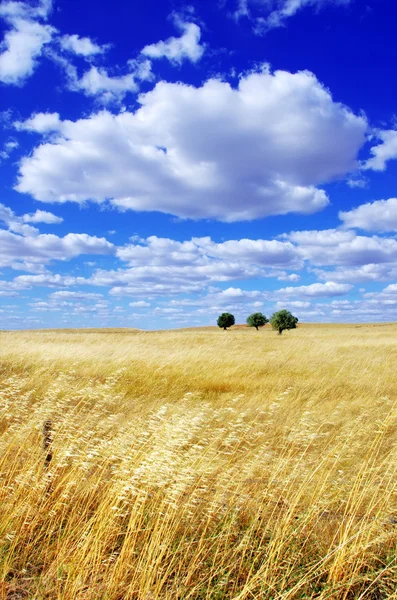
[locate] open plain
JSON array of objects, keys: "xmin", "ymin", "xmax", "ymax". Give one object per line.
[{"xmin": 1, "ymin": 324, "xmax": 397, "ymax": 599}]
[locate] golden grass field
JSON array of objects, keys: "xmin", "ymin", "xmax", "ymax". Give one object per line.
[{"xmin": 1, "ymin": 323, "xmax": 397, "ymax": 599}]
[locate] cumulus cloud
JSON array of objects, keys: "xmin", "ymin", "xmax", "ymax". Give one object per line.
[
  {"xmin": 277, "ymin": 273, "xmax": 300, "ymax": 281},
  {"xmin": 277, "ymin": 281, "xmax": 353, "ymax": 297},
  {"xmin": 59, "ymin": 34, "xmax": 105, "ymax": 57},
  {"xmin": 116, "ymin": 236, "xmax": 300, "ymax": 270},
  {"xmin": 0, "ymin": 0, "xmax": 54, "ymax": 85},
  {"xmin": 110, "ymin": 231, "xmax": 397, "ymax": 302},
  {"xmin": 68, "ymin": 61, "xmax": 153, "ymax": 103},
  {"xmin": 11, "ymin": 273, "xmax": 82, "ymax": 288},
  {"xmin": 285, "ymin": 228, "xmax": 356, "ymax": 247},
  {"xmin": 49, "ymin": 291, "xmax": 103, "ymax": 300},
  {"xmin": 82, "ymin": 234, "xmax": 302, "ymax": 298},
  {"xmin": 275, "ymin": 300, "xmax": 311, "ymax": 308},
  {"xmin": 142, "ymin": 19, "xmax": 204, "ymax": 64},
  {"xmin": 0, "ymin": 0, "xmax": 146, "ymax": 97},
  {"xmin": 129, "ymin": 300, "xmax": 150, "ymax": 307},
  {"xmin": 285, "ymin": 229, "xmax": 397, "ymax": 267},
  {"xmin": 339, "ymin": 198, "xmax": 397, "ymax": 232},
  {"xmin": 23, "ymin": 209, "xmax": 63, "ymax": 224},
  {"xmin": 0, "ymin": 227, "xmax": 114, "ymax": 271},
  {"xmin": 0, "ymin": 202, "xmax": 39, "ymax": 235},
  {"xmin": 15, "ymin": 111, "xmax": 61, "ymax": 133},
  {"xmin": 314, "ymin": 264, "xmax": 397, "ymax": 284},
  {"xmin": 363, "ymin": 130, "xmax": 397, "ymax": 171},
  {"xmin": 0, "ymin": 0, "xmax": 52, "ymax": 20},
  {"xmin": 380, "ymin": 283, "xmax": 397, "ymax": 295},
  {"xmin": 15, "ymin": 67, "xmax": 367, "ymax": 221}
]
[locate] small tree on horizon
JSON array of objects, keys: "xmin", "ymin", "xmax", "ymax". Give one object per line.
[
  {"xmin": 270, "ymin": 309, "xmax": 298, "ymax": 335},
  {"xmin": 217, "ymin": 313, "xmax": 235, "ymax": 330},
  {"xmin": 246, "ymin": 312, "xmax": 268, "ymax": 331}
]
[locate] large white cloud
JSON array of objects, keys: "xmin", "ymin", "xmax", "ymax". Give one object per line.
[
  {"xmin": 339, "ymin": 198, "xmax": 397, "ymax": 232},
  {"xmin": 15, "ymin": 67, "xmax": 367, "ymax": 221}
]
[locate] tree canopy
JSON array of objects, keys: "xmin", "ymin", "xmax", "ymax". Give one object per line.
[
  {"xmin": 217, "ymin": 313, "xmax": 235, "ymax": 330},
  {"xmin": 246, "ymin": 312, "xmax": 268, "ymax": 330},
  {"xmin": 270, "ymin": 309, "xmax": 298, "ymax": 335}
]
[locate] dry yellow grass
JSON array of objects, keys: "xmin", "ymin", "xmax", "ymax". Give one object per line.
[{"xmin": 1, "ymin": 324, "xmax": 397, "ymax": 599}]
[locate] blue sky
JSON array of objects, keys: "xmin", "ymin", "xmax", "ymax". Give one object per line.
[{"xmin": 1, "ymin": 0, "xmax": 397, "ymax": 329}]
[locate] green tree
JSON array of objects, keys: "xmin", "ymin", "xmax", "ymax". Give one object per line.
[
  {"xmin": 246, "ymin": 312, "xmax": 268, "ymax": 331},
  {"xmin": 270, "ymin": 309, "xmax": 298, "ymax": 335},
  {"xmin": 217, "ymin": 313, "xmax": 235, "ymax": 330}
]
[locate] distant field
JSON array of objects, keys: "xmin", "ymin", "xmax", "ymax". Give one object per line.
[{"xmin": 1, "ymin": 324, "xmax": 397, "ymax": 598}]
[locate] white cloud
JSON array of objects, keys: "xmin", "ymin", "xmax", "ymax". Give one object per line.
[
  {"xmin": 233, "ymin": 0, "xmax": 249, "ymax": 20},
  {"xmin": 12, "ymin": 273, "xmax": 82, "ymax": 288},
  {"xmin": 346, "ymin": 175, "xmax": 368, "ymax": 189},
  {"xmin": 265, "ymin": 0, "xmax": 350, "ymax": 30},
  {"xmin": 142, "ymin": 20, "xmax": 204, "ymax": 64},
  {"xmin": 285, "ymin": 228, "xmax": 356, "ymax": 247},
  {"xmin": 0, "ymin": 0, "xmax": 54, "ymax": 85},
  {"xmin": 65, "ymin": 58, "xmax": 153, "ymax": 103},
  {"xmin": 116, "ymin": 236, "xmax": 299, "ymax": 270},
  {"xmin": 0, "ymin": 202, "xmax": 39, "ymax": 235},
  {"xmin": 285, "ymin": 229, "xmax": 397, "ymax": 268},
  {"xmin": 0, "ymin": 137, "xmax": 18, "ymax": 160},
  {"xmin": 49, "ymin": 291, "xmax": 103, "ymax": 300},
  {"xmin": 15, "ymin": 67, "xmax": 367, "ymax": 221},
  {"xmin": 71, "ymin": 66, "xmax": 137, "ymax": 102},
  {"xmin": 15, "ymin": 111, "xmax": 61, "ymax": 133},
  {"xmin": 0, "ymin": 0, "xmax": 52, "ymax": 22},
  {"xmin": 277, "ymin": 281, "xmax": 353, "ymax": 297},
  {"xmin": 78, "ymin": 234, "xmax": 301, "ymax": 298},
  {"xmin": 23, "ymin": 209, "xmax": 63, "ymax": 224},
  {"xmin": 314, "ymin": 264, "xmax": 397, "ymax": 284},
  {"xmin": 232, "ymin": 0, "xmax": 351, "ymax": 33},
  {"xmin": 129, "ymin": 301, "xmax": 150, "ymax": 307},
  {"xmin": 275, "ymin": 300, "xmax": 311, "ymax": 308},
  {"xmin": 192, "ymin": 237, "xmax": 300, "ymax": 267},
  {"xmin": 59, "ymin": 34, "xmax": 105, "ymax": 57},
  {"xmin": 339, "ymin": 198, "xmax": 397, "ymax": 232},
  {"xmin": 363, "ymin": 130, "xmax": 397, "ymax": 171},
  {"xmin": 163, "ymin": 287, "xmax": 267, "ymax": 312},
  {"xmin": 0, "ymin": 229, "xmax": 114, "ymax": 270},
  {"xmin": 0, "ymin": 18, "xmax": 54, "ymax": 84},
  {"xmin": 277, "ymin": 273, "xmax": 300, "ymax": 281},
  {"xmin": 0, "ymin": 202, "xmax": 62, "ymax": 238},
  {"xmin": 381, "ymin": 283, "xmax": 397, "ymax": 294}
]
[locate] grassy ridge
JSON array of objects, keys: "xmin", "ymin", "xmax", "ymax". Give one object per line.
[{"xmin": 0, "ymin": 325, "xmax": 397, "ymax": 598}]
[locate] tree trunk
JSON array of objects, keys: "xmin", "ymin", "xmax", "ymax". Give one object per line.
[
  {"xmin": 255, "ymin": 325, "xmax": 258, "ymax": 330},
  {"xmin": 278, "ymin": 327, "xmax": 283, "ymax": 335},
  {"xmin": 224, "ymin": 327, "xmax": 227, "ymax": 330}
]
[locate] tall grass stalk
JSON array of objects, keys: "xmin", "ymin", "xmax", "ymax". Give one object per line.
[{"xmin": 0, "ymin": 324, "xmax": 396, "ymax": 598}]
